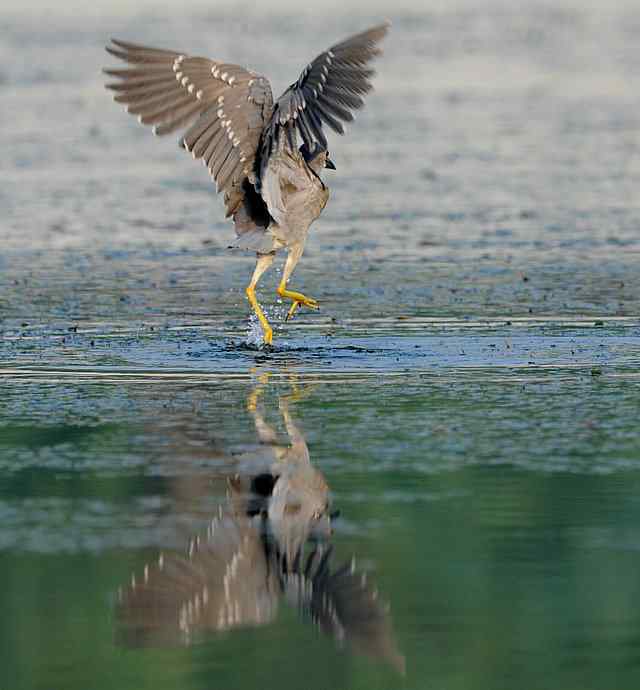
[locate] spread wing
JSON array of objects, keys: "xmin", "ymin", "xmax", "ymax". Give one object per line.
[
  {"xmin": 115, "ymin": 513, "xmax": 279, "ymax": 647},
  {"xmin": 260, "ymin": 23, "xmax": 389, "ymax": 163},
  {"xmin": 285, "ymin": 547, "xmax": 405, "ymax": 674},
  {"xmin": 104, "ymin": 39, "xmax": 274, "ymax": 217}
]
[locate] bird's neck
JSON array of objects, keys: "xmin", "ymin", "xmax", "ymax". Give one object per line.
[{"xmin": 306, "ymin": 160, "xmax": 326, "ymax": 189}]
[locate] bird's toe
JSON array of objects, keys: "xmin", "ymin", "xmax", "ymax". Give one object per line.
[{"xmin": 302, "ymin": 296, "xmax": 319, "ymax": 310}]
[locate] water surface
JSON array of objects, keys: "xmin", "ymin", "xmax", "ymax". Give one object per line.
[{"xmin": 2, "ymin": 1, "xmax": 640, "ymax": 689}]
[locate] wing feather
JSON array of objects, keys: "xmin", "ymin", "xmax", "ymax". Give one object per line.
[
  {"xmin": 183, "ymin": 108, "xmax": 218, "ymax": 149},
  {"xmin": 154, "ymin": 103, "xmax": 204, "ymax": 135},
  {"xmin": 260, "ymin": 22, "xmax": 388, "ymax": 164},
  {"xmin": 106, "ymin": 74, "xmax": 178, "ymax": 91},
  {"xmin": 104, "ymin": 39, "xmax": 274, "ymax": 216},
  {"xmin": 133, "ymin": 94, "xmax": 194, "ymax": 120},
  {"xmin": 204, "ymin": 127, "xmax": 227, "ymax": 169},
  {"xmin": 211, "ymin": 138, "xmax": 233, "ymax": 180},
  {"xmin": 113, "ymin": 84, "xmax": 180, "ymax": 105},
  {"xmin": 115, "ymin": 513, "xmax": 279, "ymax": 647},
  {"xmin": 284, "ymin": 546, "xmax": 405, "ymax": 674},
  {"xmin": 191, "ymin": 120, "xmax": 221, "ymax": 158}
]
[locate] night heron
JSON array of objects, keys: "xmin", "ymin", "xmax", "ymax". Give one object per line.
[
  {"xmin": 104, "ymin": 23, "xmax": 389, "ymax": 344},
  {"xmin": 117, "ymin": 464, "xmax": 402, "ymax": 671},
  {"xmin": 115, "ymin": 380, "xmax": 403, "ymax": 671}
]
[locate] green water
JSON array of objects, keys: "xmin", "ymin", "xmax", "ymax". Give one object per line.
[{"xmin": 2, "ymin": 372, "xmax": 640, "ymax": 689}]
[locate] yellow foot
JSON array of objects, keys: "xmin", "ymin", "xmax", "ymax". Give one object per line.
[
  {"xmin": 277, "ymin": 287, "xmax": 319, "ymax": 322},
  {"xmin": 246, "ymin": 286, "xmax": 273, "ymax": 346}
]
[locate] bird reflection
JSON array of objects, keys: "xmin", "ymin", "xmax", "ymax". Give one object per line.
[{"xmin": 116, "ymin": 376, "xmax": 404, "ymax": 674}]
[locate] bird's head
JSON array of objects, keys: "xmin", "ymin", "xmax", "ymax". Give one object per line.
[{"xmin": 300, "ymin": 142, "xmax": 336, "ymax": 173}]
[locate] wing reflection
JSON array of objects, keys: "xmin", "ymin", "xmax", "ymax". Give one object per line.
[{"xmin": 116, "ymin": 376, "xmax": 404, "ymax": 674}]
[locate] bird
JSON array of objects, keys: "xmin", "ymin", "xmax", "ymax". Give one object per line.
[
  {"xmin": 229, "ymin": 375, "xmax": 332, "ymax": 569},
  {"xmin": 104, "ymin": 23, "xmax": 389, "ymax": 345},
  {"xmin": 253, "ymin": 391, "xmax": 332, "ymax": 571},
  {"xmin": 116, "ymin": 440, "xmax": 403, "ymax": 672},
  {"xmin": 114, "ymin": 378, "xmax": 404, "ymax": 671}
]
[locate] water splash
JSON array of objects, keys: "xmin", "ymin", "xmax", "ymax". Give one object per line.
[
  {"xmin": 245, "ymin": 300, "xmax": 289, "ymax": 347},
  {"xmin": 245, "ymin": 313, "xmax": 264, "ymax": 347}
]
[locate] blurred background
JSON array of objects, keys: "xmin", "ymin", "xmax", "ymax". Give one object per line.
[{"xmin": 1, "ymin": 1, "xmax": 640, "ymax": 689}]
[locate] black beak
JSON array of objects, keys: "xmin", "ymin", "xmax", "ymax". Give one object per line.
[{"xmin": 325, "ymin": 157, "xmax": 336, "ymax": 170}]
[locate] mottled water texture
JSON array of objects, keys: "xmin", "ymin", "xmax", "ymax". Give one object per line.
[{"xmin": 1, "ymin": 1, "xmax": 640, "ymax": 689}]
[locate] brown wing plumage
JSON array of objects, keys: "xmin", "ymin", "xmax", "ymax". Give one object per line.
[
  {"xmin": 115, "ymin": 513, "xmax": 279, "ymax": 647},
  {"xmin": 104, "ymin": 39, "xmax": 274, "ymax": 217}
]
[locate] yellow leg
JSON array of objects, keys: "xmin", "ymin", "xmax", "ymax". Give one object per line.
[
  {"xmin": 246, "ymin": 287, "xmax": 273, "ymax": 344},
  {"xmin": 280, "ymin": 376, "xmax": 317, "ymax": 405},
  {"xmin": 286, "ymin": 300, "xmax": 301, "ymax": 321},
  {"xmin": 246, "ymin": 372, "xmax": 271, "ymax": 412},
  {"xmin": 276, "ymin": 242, "xmax": 319, "ymax": 322},
  {"xmin": 246, "ymin": 253, "xmax": 275, "ymax": 345}
]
